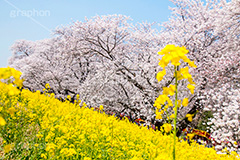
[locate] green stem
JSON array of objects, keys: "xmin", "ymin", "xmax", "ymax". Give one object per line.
[{"xmin": 173, "ymin": 66, "xmax": 178, "ymax": 160}]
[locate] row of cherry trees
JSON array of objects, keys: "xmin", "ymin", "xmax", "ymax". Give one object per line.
[
  {"xmin": 9, "ymin": 0, "xmax": 239, "ymax": 153},
  {"xmin": 10, "ymin": 15, "xmax": 163, "ymax": 122}
]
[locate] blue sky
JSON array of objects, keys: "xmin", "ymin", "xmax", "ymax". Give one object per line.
[{"xmin": 0, "ymin": 0, "xmax": 174, "ymax": 68}]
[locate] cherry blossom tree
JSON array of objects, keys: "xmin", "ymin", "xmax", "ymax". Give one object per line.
[{"xmin": 9, "ymin": 15, "xmax": 165, "ymax": 122}]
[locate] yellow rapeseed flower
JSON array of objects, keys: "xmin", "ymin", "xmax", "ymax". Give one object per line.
[
  {"xmin": 99, "ymin": 105, "xmax": 104, "ymax": 111},
  {"xmin": 8, "ymin": 85, "xmax": 20, "ymax": 96},
  {"xmin": 0, "ymin": 116, "xmax": 6, "ymax": 126},
  {"xmin": 158, "ymin": 44, "xmax": 176, "ymax": 55},
  {"xmin": 186, "ymin": 114, "xmax": 194, "ymax": 122},
  {"xmin": 188, "ymin": 60, "xmax": 197, "ymax": 68},
  {"xmin": 182, "ymin": 98, "xmax": 188, "ymax": 107},
  {"xmin": 156, "ymin": 69, "xmax": 166, "ymax": 82},
  {"xmin": 187, "ymin": 84, "xmax": 195, "ymax": 94},
  {"xmin": 4, "ymin": 144, "xmax": 13, "ymax": 153},
  {"xmin": 155, "ymin": 110, "xmax": 162, "ymax": 119},
  {"xmin": 169, "ymin": 114, "xmax": 175, "ymax": 119},
  {"xmin": 10, "ymin": 67, "xmax": 21, "ymax": 79},
  {"xmin": 163, "ymin": 123, "xmax": 172, "ymax": 133},
  {"xmin": 188, "ymin": 77, "xmax": 196, "ymax": 84},
  {"xmin": 45, "ymin": 83, "xmax": 50, "ymax": 89},
  {"xmin": 167, "ymin": 98, "xmax": 173, "ymax": 106},
  {"xmin": 180, "ymin": 67, "xmax": 192, "ymax": 79},
  {"xmin": 67, "ymin": 95, "xmax": 71, "ymax": 100},
  {"xmin": 129, "ymin": 157, "xmax": 139, "ymax": 160},
  {"xmin": 174, "ymin": 70, "xmax": 184, "ymax": 80},
  {"xmin": 68, "ymin": 148, "xmax": 77, "ymax": 156},
  {"xmin": 7, "ymin": 107, "xmax": 16, "ymax": 117},
  {"xmin": 162, "ymin": 84, "xmax": 175, "ymax": 96},
  {"xmin": 171, "ymin": 55, "xmax": 181, "ymax": 66},
  {"xmin": 177, "ymin": 100, "xmax": 181, "ymax": 108},
  {"xmin": 41, "ymin": 153, "xmax": 47, "ymax": 159},
  {"xmin": 0, "ymin": 69, "xmax": 11, "ymax": 79},
  {"xmin": 164, "ymin": 105, "xmax": 169, "ymax": 109},
  {"xmin": 158, "ymin": 58, "xmax": 169, "ymax": 69},
  {"xmin": 168, "ymin": 84, "xmax": 175, "ymax": 96},
  {"xmin": 187, "ymin": 133, "xmax": 195, "ymax": 139},
  {"xmin": 158, "ymin": 45, "xmax": 192, "ymax": 67},
  {"xmin": 76, "ymin": 94, "xmax": 80, "ymax": 100},
  {"xmin": 154, "ymin": 94, "xmax": 168, "ymax": 107},
  {"xmin": 13, "ymin": 78, "xmax": 24, "ymax": 88},
  {"xmin": 162, "ymin": 87, "xmax": 169, "ymax": 95}
]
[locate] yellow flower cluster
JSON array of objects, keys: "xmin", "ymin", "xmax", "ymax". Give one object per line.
[
  {"xmin": 155, "ymin": 45, "xmax": 199, "ymax": 159},
  {"xmin": 0, "ymin": 66, "xmax": 24, "ymax": 88},
  {"xmin": 0, "ymin": 67, "xmax": 239, "ymax": 159},
  {"xmin": 154, "ymin": 45, "xmax": 197, "ymax": 120},
  {"xmin": 158, "ymin": 44, "xmax": 197, "ymax": 69}
]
